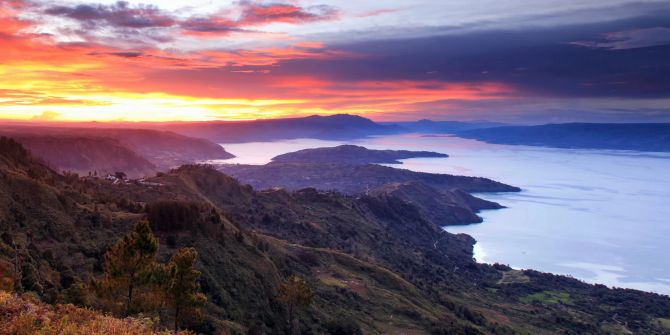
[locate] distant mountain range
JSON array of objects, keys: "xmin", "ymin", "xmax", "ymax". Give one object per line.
[
  {"xmin": 383, "ymin": 119, "xmax": 505, "ymax": 133},
  {"xmin": 3, "ymin": 116, "xmax": 668, "ymax": 179},
  {"xmin": 457, "ymin": 123, "xmax": 670, "ymax": 152},
  {"xmin": 157, "ymin": 115, "xmax": 670, "ymax": 153},
  {"xmin": 161, "ymin": 116, "xmax": 502, "ymax": 143},
  {"xmin": 161, "ymin": 114, "xmax": 404, "ymax": 143}
]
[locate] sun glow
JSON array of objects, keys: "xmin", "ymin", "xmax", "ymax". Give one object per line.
[{"xmin": 0, "ymin": 0, "xmax": 520, "ymax": 123}]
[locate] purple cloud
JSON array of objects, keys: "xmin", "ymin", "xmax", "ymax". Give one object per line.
[
  {"xmin": 570, "ymin": 27, "xmax": 670, "ymax": 50},
  {"xmin": 45, "ymin": 1, "xmax": 175, "ymax": 29}
]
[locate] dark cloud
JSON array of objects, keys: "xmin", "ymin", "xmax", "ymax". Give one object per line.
[
  {"xmin": 43, "ymin": 1, "xmax": 338, "ymax": 36},
  {"xmin": 108, "ymin": 51, "xmax": 143, "ymax": 58},
  {"xmin": 44, "ymin": 1, "xmax": 175, "ymax": 29},
  {"xmin": 179, "ymin": 1, "xmax": 337, "ymax": 35},
  {"xmin": 179, "ymin": 17, "xmax": 240, "ymax": 33},
  {"xmin": 265, "ymin": 10, "xmax": 670, "ymax": 99},
  {"xmin": 571, "ymin": 27, "xmax": 670, "ymax": 50}
]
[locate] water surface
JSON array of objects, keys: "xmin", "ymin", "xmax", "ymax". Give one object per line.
[{"xmin": 217, "ymin": 134, "xmax": 670, "ymax": 295}]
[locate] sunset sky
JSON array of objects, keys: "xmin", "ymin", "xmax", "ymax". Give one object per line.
[{"xmin": 1, "ymin": 0, "xmax": 669, "ymax": 122}]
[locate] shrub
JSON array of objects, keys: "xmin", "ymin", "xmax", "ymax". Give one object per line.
[
  {"xmin": 0, "ymin": 290, "xmax": 192, "ymax": 334},
  {"xmin": 146, "ymin": 201, "xmax": 202, "ymax": 232},
  {"xmin": 324, "ymin": 316, "xmax": 363, "ymax": 335}
]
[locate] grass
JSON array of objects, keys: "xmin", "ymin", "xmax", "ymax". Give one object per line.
[
  {"xmin": 600, "ymin": 323, "xmax": 633, "ymax": 335},
  {"xmin": 657, "ymin": 317, "xmax": 670, "ymax": 330},
  {"xmin": 497, "ymin": 270, "xmax": 530, "ymax": 285},
  {"xmin": 0, "ymin": 291, "xmax": 191, "ymax": 335},
  {"xmin": 520, "ymin": 290, "xmax": 574, "ymax": 305}
]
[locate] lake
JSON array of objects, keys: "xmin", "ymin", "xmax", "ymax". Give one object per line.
[{"xmin": 217, "ymin": 134, "xmax": 670, "ymax": 295}]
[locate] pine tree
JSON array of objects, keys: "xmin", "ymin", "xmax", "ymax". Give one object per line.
[
  {"xmin": 278, "ymin": 275, "xmax": 313, "ymax": 335},
  {"xmin": 164, "ymin": 247, "xmax": 206, "ymax": 331},
  {"xmin": 96, "ymin": 220, "xmax": 159, "ymax": 315}
]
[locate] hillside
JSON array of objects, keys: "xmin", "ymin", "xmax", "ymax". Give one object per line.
[
  {"xmin": 1, "ymin": 138, "xmax": 670, "ymax": 334},
  {"xmin": 370, "ymin": 182, "xmax": 503, "ymax": 225},
  {"xmin": 0, "ymin": 126, "xmax": 234, "ymax": 177},
  {"xmin": 12, "ymin": 135, "xmax": 158, "ymax": 178},
  {"xmin": 458, "ymin": 123, "xmax": 670, "ymax": 152},
  {"xmin": 272, "ymin": 145, "xmax": 448, "ymax": 164}
]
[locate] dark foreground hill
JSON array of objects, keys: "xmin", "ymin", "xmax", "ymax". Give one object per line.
[
  {"xmin": 1, "ymin": 138, "xmax": 670, "ymax": 334},
  {"xmin": 458, "ymin": 123, "xmax": 670, "ymax": 152}
]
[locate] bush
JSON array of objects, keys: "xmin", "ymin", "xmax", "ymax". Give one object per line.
[
  {"xmin": 0, "ymin": 290, "xmax": 191, "ymax": 334},
  {"xmin": 324, "ymin": 317, "xmax": 363, "ymax": 335},
  {"xmin": 146, "ymin": 201, "xmax": 202, "ymax": 232}
]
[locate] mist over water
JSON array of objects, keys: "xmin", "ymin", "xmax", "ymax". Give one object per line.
[{"xmin": 218, "ymin": 134, "xmax": 670, "ymax": 295}]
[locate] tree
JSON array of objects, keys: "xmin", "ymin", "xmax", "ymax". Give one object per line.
[
  {"xmin": 278, "ymin": 275, "xmax": 313, "ymax": 335},
  {"xmin": 95, "ymin": 220, "xmax": 159, "ymax": 315},
  {"xmin": 164, "ymin": 247, "xmax": 206, "ymax": 331}
]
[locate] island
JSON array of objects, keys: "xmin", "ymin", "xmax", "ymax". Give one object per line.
[{"xmin": 271, "ymin": 144, "xmax": 448, "ymax": 164}]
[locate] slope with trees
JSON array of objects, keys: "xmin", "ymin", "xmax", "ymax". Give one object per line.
[{"xmin": 0, "ymin": 138, "xmax": 669, "ymax": 334}]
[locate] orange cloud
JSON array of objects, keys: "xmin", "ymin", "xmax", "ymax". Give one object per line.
[{"xmin": 0, "ymin": 0, "xmax": 517, "ymax": 122}]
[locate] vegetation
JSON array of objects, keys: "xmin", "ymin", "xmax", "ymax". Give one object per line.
[
  {"xmin": 497, "ymin": 269, "xmax": 530, "ymax": 285},
  {"xmin": 92, "ymin": 220, "xmax": 160, "ymax": 315},
  {"xmin": 323, "ymin": 316, "xmax": 363, "ymax": 335},
  {"xmin": 162, "ymin": 248, "xmax": 207, "ymax": 331},
  {"xmin": 88, "ymin": 221, "xmax": 207, "ymax": 331},
  {"xmin": 278, "ymin": 275, "xmax": 314, "ymax": 334},
  {"xmin": 146, "ymin": 201, "xmax": 203, "ymax": 232},
  {"xmin": 520, "ymin": 290, "xmax": 574, "ymax": 305},
  {"xmin": 1, "ymin": 139, "xmax": 670, "ymax": 334},
  {"xmin": 0, "ymin": 290, "xmax": 191, "ymax": 335}
]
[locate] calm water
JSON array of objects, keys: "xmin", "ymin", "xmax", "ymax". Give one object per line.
[{"xmin": 215, "ymin": 134, "xmax": 670, "ymax": 295}]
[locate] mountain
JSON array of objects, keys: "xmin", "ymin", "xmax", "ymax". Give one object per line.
[
  {"xmin": 0, "ymin": 126, "xmax": 234, "ymax": 177},
  {"xmin": 384, "ymin": 119, "xmax": 506, "ymax": 133},
  {"xmin": 458, "ymin": 123, "xmax": 670, "ymax": 152},
  {"xmin": 271, "ymin": 144, "xmax": 448, "ymax": 164},
  {"xmin": 161, "ymin": 114, "xmax": 404, "ymax": 143},
  {"xmin": 2, "ymin": 138, "xmax": 670, "ymax": 334}
]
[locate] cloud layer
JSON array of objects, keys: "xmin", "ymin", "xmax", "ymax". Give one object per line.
[{"xmin": 0, "ymin": 0, "xmax": 669, "ymax": 122}]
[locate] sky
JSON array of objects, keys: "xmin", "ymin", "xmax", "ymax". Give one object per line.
[{"xmin": 0, "ymin": 0, "xmax": 669, "ymax": 123}]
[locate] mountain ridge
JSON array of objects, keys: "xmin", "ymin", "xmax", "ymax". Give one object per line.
[{"xmin": 457, "ymin": 122, "xmax": 670, "ymax": 152}]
